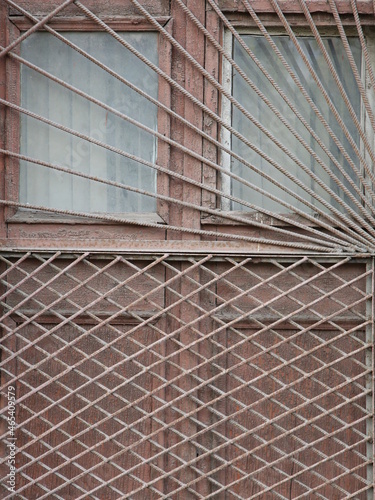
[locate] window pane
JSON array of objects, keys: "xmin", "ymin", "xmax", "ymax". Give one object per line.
[
  {"xmin": 20, "ymin": 32, "xmax": 159, "ymax": 213},
  {"xmin": 231, "ymin": 35, "xmax": 362, "ymax": 214}
]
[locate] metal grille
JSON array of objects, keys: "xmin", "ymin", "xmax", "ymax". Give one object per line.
[
  {"xmin": 1, "ymin": 0, "xmax": 375, "ymax": 498},
  {"xmin": 2, "ymin": 0, "xmax": 375, "ymax": 252},
  {"xmin": 0, "ymin": 252, "xmax": 373, "ymax": 498}
]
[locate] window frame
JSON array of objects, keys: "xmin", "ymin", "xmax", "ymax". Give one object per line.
[
  {"xmin": 207, "ymin": 19, "xmax": 374, "ymax": 228},
  {"xmin": 2, "ymin": 12, "xmax": 172, "ymax": 244}
]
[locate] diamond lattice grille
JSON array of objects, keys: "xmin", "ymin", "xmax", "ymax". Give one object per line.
[{"xmin": 0, "ymin": 253, "xmax": 373, "ymax": 498}]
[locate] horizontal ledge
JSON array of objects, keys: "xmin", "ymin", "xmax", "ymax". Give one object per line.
[
  {"xmin": 218, "ymin": 0, "xmax": 374, "ymax": 15},
  {"xmin": 9, "ymin": 15, "xmax": 171, "ymax": 31},
  {"xmin": 226, "ymin": 12, "xmax": 375, "ymax": 27},
  {"xmin": 201, "ymin": 211, "xmax": 321, "ymax": 227},
  {"xmin": 1, "ymin": 251, "xmax": 369, "ymax": 264},
  {"xmin": 0, "ymin": 239, "xmax": 353, "ymax": 254},
  {"xmin": 7, "ymin": 210, "xmax": 166, "ymax": 225}
]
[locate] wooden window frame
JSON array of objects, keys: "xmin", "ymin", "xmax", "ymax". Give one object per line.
[
  {"xmin": 0, "ymin": 9, "xmax": 172, "ymax": 247},
  {"xmin": 201, "ymin": 12, "xmax": 375, "ymax": 229}
]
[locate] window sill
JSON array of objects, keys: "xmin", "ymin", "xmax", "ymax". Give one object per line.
[
  {"xmin": 201, "ymin": 210, "xmax": 324, "ymax": 227},
  {"xmin": 5, "ymin": 210, "xmax": 167, "ymax": 248},
  {"xmin": 7, "ymin": 210, "xmax": 166, "ymax": 225}
]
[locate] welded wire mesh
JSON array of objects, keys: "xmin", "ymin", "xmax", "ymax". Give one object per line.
[{"xmin": 0, "ymin": 252, "xmax": 373, "ymax": 498}]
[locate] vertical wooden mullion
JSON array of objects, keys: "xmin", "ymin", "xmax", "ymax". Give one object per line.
[
  {"xmin": 200, "ymin": 9, "xmax": 221, "ymax": 493},
  {"xmin": 181, "ymin": 0, "xmax": 203, "ymax": 237},
  {"xmin": 166, "ymin": 3, "xmax": 187, "ymax": 492},
  {"xmin": 169, "ymin": 0, "xmax": 186, "ymax": 235},
  {"xmin": 157, "ymin": 20, "xmax": 172, "ymax": 224},
  {"xmin": 171, "ymin": 1, "xmax": 207, "ymax": 495},
  {"xmin": 220, "ymin": 30, "xmax": 232, "ymax": 212},
  {"xmin": 4, "ymin": 17, "xmax": 20, "ymax": 221},
  {"xmin": 202, "ymin": 2, "xmax": 220, "ymax": 215}
]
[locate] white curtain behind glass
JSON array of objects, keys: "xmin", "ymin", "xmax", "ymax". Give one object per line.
[
  {"xmin": 20, "ymin": 32, "xmax": 158, "ymax": 213},
  {"xmin": 231, "ymin": 35, "xmax": 362, "ymax": 214}
]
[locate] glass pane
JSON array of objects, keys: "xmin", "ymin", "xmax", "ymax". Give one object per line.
[
  {"xmin": 231, "ymin": 35, "xmax": 362, "ymax": 214},
  {"xmin": 20, "ymin": 31, "xmax": 159, "ymax": 213}
]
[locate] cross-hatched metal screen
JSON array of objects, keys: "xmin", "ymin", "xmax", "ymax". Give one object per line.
[
  {"xmin": 0, "ymin": 252, "xmax": 373, "ymax": 498},
  {"xmin": 1, "ymin": 0, "xmax": 375, "ymax": 498}
]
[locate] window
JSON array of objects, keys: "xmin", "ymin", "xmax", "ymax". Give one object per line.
[
  {"xmin": 19, "ymin": 30, "xmax": 159, "ymax": 214},
  {"xmin": 222, "ymin": 30, "xmax": 363, "ymax": 216}
]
